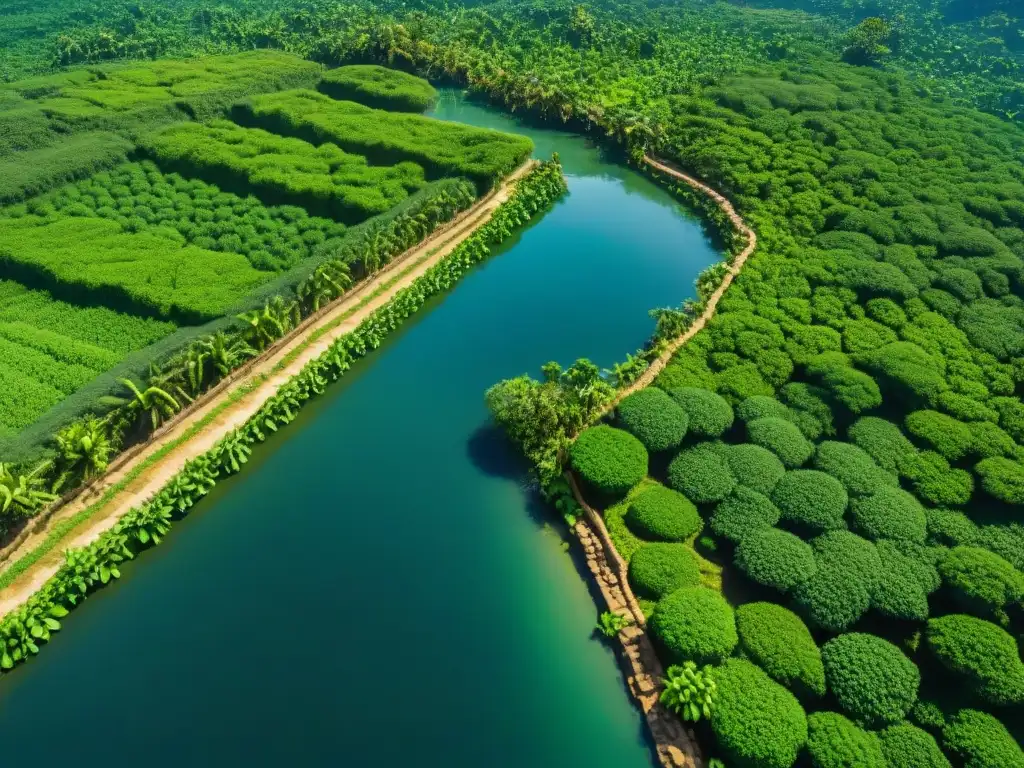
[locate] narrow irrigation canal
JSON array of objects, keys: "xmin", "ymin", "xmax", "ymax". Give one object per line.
[{"xmin": 0, "ymin": 90, "xmax": 721, "ymax": 766}]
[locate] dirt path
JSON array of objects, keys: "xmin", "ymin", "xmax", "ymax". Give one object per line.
[
  {"xmin": 0, "ymin": 161, "xmax": 537, "ymax": 618},
  {"xmin": 604, "ymin": 156, "xmax": 757, "ymax": 407}
]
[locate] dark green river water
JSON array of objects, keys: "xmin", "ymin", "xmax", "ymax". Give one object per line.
[{"xmin": 0, "ymin": 90, "xmax": 720, "ymax": 766}]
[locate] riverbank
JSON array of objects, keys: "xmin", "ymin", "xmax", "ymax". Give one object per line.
[{"xmin": 0, "ymin": 160, "xmax": 538, "ymax": 618}]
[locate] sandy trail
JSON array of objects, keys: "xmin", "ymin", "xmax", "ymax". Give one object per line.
[{"xmin": 0, "ymin": 161, "xmax": 536, "ymax": 618}]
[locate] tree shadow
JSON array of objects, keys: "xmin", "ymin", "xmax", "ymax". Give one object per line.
[{"xmin": 466, "ymin": 422, "xmax": 528, "ymax": 481}]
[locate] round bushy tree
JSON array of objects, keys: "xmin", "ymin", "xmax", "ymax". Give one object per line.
[
  {"xmin": 617, "ymin": 388, "xmax": 689, "ymax": 452},
  {"xmin": 903, "ymin": 451, "xmax": 974, "ymax": 506},
  {"xmin": 735, "ymin": 602, "xmax": 825, "ymax": 698},
  {"xmin": 974, "ymin": 456, "xmax": 1024, "ymax": 505},
  {"xmin": 625, "ymin": 484, "xmax": 703, "ymax": 542},
  {"xmin": 668, "ymin": 443, "xmax": 736, "ymax": 504},
  {"xmin": 878, "ymin": 723, "xmax": 953, "ymax": 768},
  {"xmin": 668, "ymin": 387, "xmax": 734, "ymax": 438},
  {"xmin": 570, "ymin": 425, "xmax": 648, "ymax": 498},
  {"xmin": 710, "ymin": 487, "xmax": 782, "ymax": 542},
  {"xmin": 925, "ymin": 615, "xmax": 1024, "ymax": 706},
  {"xmin": 724, "ymin": 443, "xmax": 786, "ymax": 495},
  {"xmin": 812, "ymin": 531, "xmax": 881, "ymax": 586},
  {"xmin": 627, "ymin": 543, "xmax": 701, "ymax": 599},
  {"xmin": 938, "ymin": 546, "xmax": 1024, "ymax": 619},
  {"xmin": 806, "ymin": 712, "xmax": 886, "ymax": 768},
  {"xmin": 848, "ymin": 416, "xmax": 919, "ymax": 473},
  {"xmin": 872, "ymin": 541, "xmax": 932, "ymax": 621},
  {"xmin": 793, "ymin": 566, "xmax": 872, "ymax": 632},
  {"xmin": 747, "ymin": 417, "xmax": 815, "ymax": 468},
  {"xmin": 650, "ymin": 587, "xmax": 737, "ymax": 664},
  {"xmin": 772, "ymin": 470, "xmax": 849, "ymax": 534},
  {"xmin": 709, "ymin": 658, "xmax": 808, "ymax": 768},
  {"xmin": 814, "ymin": 441, "xmax": 898, "ymax": 496},
  {"xmin": 821, "ymin": 633, "xmax": 920, "ymax": 727},
  {"xmin": 849, "ymin": 487, "xmax": 927, "ymax": 543},
  {"xmin": 736, "ymin": 395, "xmax": 791, "ymax": 423},
  {"xmin": 942, "ymin": 710, "xmax": 1024, "ymax": 768},
  {"xmin": 735, "ymin": 528, "xmax": 816, "ymax": 593},
  {"xmin": 906, "ymin": 410, "xmax": 976, "ymax": 461},
  {"xmin": 926, "ymin": 506, "xmax": 978, "ymax": 547}
]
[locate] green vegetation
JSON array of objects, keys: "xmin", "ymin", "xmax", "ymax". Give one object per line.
[
  {"xmin": 710, "ymin": 486, "xmax": 781, "ymax": 542},
  {"xmin": 878, "ymin": 724, "xmax": 952, "ymax": 768},
  {"xmin": 925, "ymin": 614, "xmax": 1024, "ymax": 706},
  {"xmin": 668, "ymin": 444, "xmax": 736, "ymax": 504},
  {"xmin": 735, "ymin": 602, "xmax": 825, "ymax": 699},
  {"xmin": 746, "ymin": 417, "xmax": 814, "ymax": 468},
  {"xmin": 569, "ymin": 425, "xmax": 647, "ymax": 499},
  {"xmin": 938, "ymin": 546, "xmax": 1024, "ymax": 621},
  {"xmin": 624, "ymin": 483, "xmax": 701, "ymax": 542},
  {"xmin": 239, "ymin": 89, "xmax": 533, "ymax": 189},
  {"xmin": 628, "ymin": 543, "xmax": 701, "ymax": 599},
  {"xmin": 319, "ymin": 65, "xmax": 438, "ymax": 112},
  {"xmin": 667, "ymin": 387, "xmax": 734, "ymax": 438},
  {"xmin": 722, "ymin": 444, "xmax": 784, "ymax": 495},
  {"xmin": 734, "ymin": 528, "xmax": 816, "ymax": 593},
  {"xmin": 805, "ymin": 712, "xmax": 886, "ymax": 768},
  {"xmin": 650, "ymin": 587, "xmax": 737, "ymax": 665},
  {"xmin": 660, "ymin": 661, "xmax": 716, "ymax": 723},
  {"xmin": 616, "ymin": 387, "xmax": 688, "ymax": 452},
  {"xmin": 771, "ymin": 470, "xmax": 848, "ymax": 534},
  {"xmin": 821, "ymin": 633, "xmax": 920, "ymax": 727},
  {"xmin": 942, "ymin": 709, "xmax": 1024, "ymax": 768}
]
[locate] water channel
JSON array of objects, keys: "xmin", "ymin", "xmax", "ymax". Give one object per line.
[{"xmin": 0, "ymin": 89, "xmax": 721, "ymax": 766}]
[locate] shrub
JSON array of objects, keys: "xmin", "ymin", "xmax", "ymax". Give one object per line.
[
  {"xmin": 779, "ymin": 382, "xmax": 835, "ymax": 440},
  {"xmin": 807, "ymin": 353, "xmax": 882, "ymax": 414},
  {"xmin": 925, "ymin": 615, "xmax": 1024, "ymax": 706},
  {"xmin": 903, "ymin": 451, "xmax": 974, "ymax": 506},
  {"xmin": 735, "ymin": 528, "xmax": 816, "ymax": 593},
  {"xmin": 905, "ymin": 411, "xmax": 976, "ymax": 461},
  {"xmin": 814, "ymin": 441, "xmax": 898, "ymax": 496},
  {"xmin": 616, "ymin": 388, "xmax": 689, "ymax": 452},
  {"xmin": 967, "ymin": 421, "xmax": 1016, "ymax": 459},
  {"xmin": 872, "ymin": 543, "xmax": 931, "ymax": 621},
  {"xmin": 710, "ymin": 487, "xmax": 782, "ymax": 542},
  {"xmin": 668, "ymin": 443, "xmax": 736, "ymax": 503},
  {"xmin": 649, "ymin": 587, "xmax": 737, "ymax": 664},
  {"xmin": 938, "ymin": 546, "xmax": 1024, "ymax": 618},
  {"xmin": 849, "ymin": 487, "xmax": 927, "ymax": 543},
  {"xmin": 771, "ymin": 470, "xmax": 848, "ymax": 534},
  {"xmin": 847, "ymin": 416, "xmax": 918, "ymax": 474},
  {"xmin": 974, "ymin": 456, "xmax": 1024, "ymax": 504},
  {"xmin": 625, "ymin": 484, "xmax": 702, "ymax": 542},
  {"xmin": 667, "ymin": 387, "xmax": 734, "ymax": 438},
  {"xmin": 709, "ymin": 658, "xmax": 808, "ymax": 768},
  {"xmin": 736, "ymin": 395, "xmax": 791, "ymax": 422},
  {"xmin": 812, "ymin": 530, "xmax": 881, "ymax": 585},
  {"xmin": 925, "ymin": 506, "xmax": 977, "ymax": 547},
  {"xmin": 569, "ymin": 425, "xmax": 648, "ymax": 498},
  {"xmin": 628, "ymin": 543, "xmax": 701, "ymax": 599},
  {"xmin": 805, "ymin": 712, "xmax": 886, "ymax": 768},
  {"xmin": 792, "ymin": 566, "xmax": 872, "ymax": 632},
  {"xmin": 723, "ymin": 444, "xmax": 785, "ymax": 494},
  {"xmin": 735, "ymin": 602, "xmax": 825, "ymax": 698},
  {"xmin": 878, "ymin": 723, "xmax": 953, "ymax": 768},
  {"xmin": 746, "ymin": 417, "xmax": 814, "ymax": 468},
  {"xmin": 821, "ymin": 633, "xmax": 920, "ymax": 727},
  {"xmin": 318, "ymin": 65, "xmax": 439, "ymax": 112},
  {"xmin": 942, "ymin": 710, "xmax": 1024, "ymax": 768}
]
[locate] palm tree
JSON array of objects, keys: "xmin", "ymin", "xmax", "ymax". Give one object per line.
[
  {"xmin": 117, "ymin": 378, "xmax": 181, "ymax": 431},
  {"xmin": 179, "ymin": 332, "xmax": 256, "ymax": 394},
  {"xmin": 298, "ymin": 260, "xmax": 352, "ymax": 313},
  {"xmin": 55, "ymin": 417, "xmax": 114, "ymax": 482},
  {"xmin": 0, "ymin": 462, "xmax": 57, "ymax": 519},
  {"xmin": 237, "ymin": 302, "xmax": 287, "ymax": 351}
]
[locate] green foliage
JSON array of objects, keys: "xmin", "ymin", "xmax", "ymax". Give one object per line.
[
  {"xmin": 905, "ymin": 411, "xmax": 976, "ymax": 462},
  {"xmin": 709, "ymin": 658, "xmax": 808, "ymax": 768},
  {"xmin": 145, "ymin": 119, "xmax": 427, "ymax": 224},
  {"xmin": 650, "ymin": 586, "xmax": 737, "ymax": 665},
  {"xmin": 746, "ymin": 417, "xmax": 814, "ymax": 468},
  {"xmin": 771, "ymin": 470, "xmax": 848, "ymax": 535},
  {"xmin": 734, "ymin": 528, "xmax": 816, "ymax": 593},
  {"xmin": 842, "ymin": 17, "xmax": 892, "ymax": 66},
  {"xmin": 925, "ymin": 614, "xmax": 1024, "ymax": 706},
  {"xmin": 938, "ymin": 546, "xmax": 1024, "ymax": 620},
  {"xmin": 849, "ymin": 487, "xmax": 927, "ymax": 544},
  {"xmin": 668, "ymin": 443, "xmax": 736, "ymax": 504},
  {"xmin": 710, "ymin": 486, "xmax": 781, "ymax": 542},
  {"xmin": 902, "ymin": 451, "xmax": 975, "ymax": 506},
  {"xmin": 596, "ymin": 610, "xmax": 633, "ymax": 637},
  {"xmin": 0, "ymin": 132, "xmax": 131, "ymax": 204},
  {"xmin": 878, "ymin": 723, "xmax": 952, "ymax": 768},
  {"xmin": 735, "ymin": 602, "xmax": 825, "ymax": 698},
  {"xmin": 628, "ymin": 543, "xmax": 701, "ymax": 599},
  {"xmin": 793, "ymin": 531, "xmax": 880, "ymax": 631},
  {"xmin": 942, "ymin": 710, "xmax": 1024, "ymax": 768},
  {"xmin": 813, "ymin": 441, "xmax": 898, "ymax": 497},
  {"xmin": 847, "ymin": 416, "xmax": 918, "ymax": 474},
  {"xmin": 240, "ymin": 89, "xmax": 533, "ymax": 189},
  {"xmin": 617, "ymin": 387, "xmax": 689, "ymax": 452},
  {"xmin": 667, "ymin": 387, "xmax": 734, "ymax": 438},
  {"xmin": 974, "ymin": 456, "xmax": 1024, "ymax": 504},
  {"xmin": 570, "ymin": 425, "xmax": 647, "ymax": 499},
  {"xmin": 625, "ymin": 483, "xmax": 702, "ymax": 542},
  {"xmin": 806, "ymin": 353, "xmax": 882, "ymax": 415},
  {"xmin": 722, "ymin": 443, "xmax": 785, "ymax": 495},
  {"xmin": 806, "ymin": 711, "xmax": 886, "ymax": 768},
  {"xmin": 660, "ymin": 661, "xmax": 716, "ymax": 723},
  {"xmin": 821, "ymin": 633, "xmax": 920, "ymax": 727},
  {"xmin": 872, "ymin": 540, "xmax": 934, "ymax": 621},
  {"xmin": 318, "ymin": 65, "xmax": 438, "ymax": 112}
]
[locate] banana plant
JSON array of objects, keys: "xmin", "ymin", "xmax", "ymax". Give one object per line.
[
  {"xmin": 55, "ymin": 417, "xmax": 114, "ymax": 482},
  {"xmin": 121, "ymin": 502, "xmax": 174, "ymax": 546},
  {"xmin": 660, "ymin": 662, "xmax": 716, "ymax": 723},
  {"xmin": 116, "ymin": 377, "xmax": 181, "ymax": 431},
  {"xmin": 596, "ymin": 611, "xmax": 633, "ymax": 638},
  {"xmin": 0, "ymin": 462, "xmax": 58, "ymax": 518}
]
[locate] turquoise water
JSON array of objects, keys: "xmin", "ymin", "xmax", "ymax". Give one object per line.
[{"xmin": 0, "ymin": 91, "xmax": 721, "ymax": 766}]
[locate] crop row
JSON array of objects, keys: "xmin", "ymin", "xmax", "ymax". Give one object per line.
[
  {"xmin": 0, "ymin": 160, "xmax": 567, "ymax": 676},
  {"xmin": 318, "ymin": 65, "xmax": 439, "ymax": 113},
  {"xmin": 236, "ymin": 88, "xmax": 534, "ymax": 189},
  {"xmin": 144, "ymin": 119, "xmax": 427, "ymax": 223}
]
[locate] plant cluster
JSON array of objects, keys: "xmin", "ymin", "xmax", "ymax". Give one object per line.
[{"xmin": 318, "ymin": 65, "xmax": 438, "ymax": 112}]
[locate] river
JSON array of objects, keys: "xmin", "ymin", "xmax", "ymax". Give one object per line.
[{"xmin": 0, "ymin": 89, "xmax": 721, "ymax": 766}]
